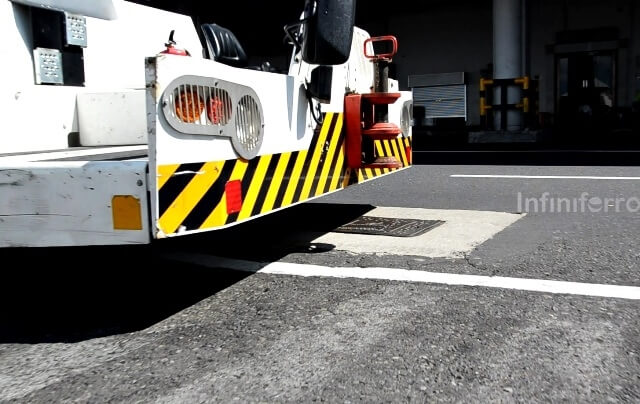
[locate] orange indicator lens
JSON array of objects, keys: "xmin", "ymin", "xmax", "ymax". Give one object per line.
[{"xmin": 175, "ymin": 88, "xmax": 204, "ymax": 123}]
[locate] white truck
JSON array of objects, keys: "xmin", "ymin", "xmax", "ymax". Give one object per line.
[{"xmin": 0, "ymin": 0, "xmax": 413, "ymax": 247}]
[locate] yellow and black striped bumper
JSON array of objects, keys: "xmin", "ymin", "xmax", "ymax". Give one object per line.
[{"xmin": 155, "ymin": 112, "xmax": 411, "ymax": 236}]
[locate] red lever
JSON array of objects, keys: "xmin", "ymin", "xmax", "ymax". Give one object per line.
[{"xmin": 364, "ymin": 36, "xmax": 398, "ymax": 61}]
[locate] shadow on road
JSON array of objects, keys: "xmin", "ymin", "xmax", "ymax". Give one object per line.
[
  {"xmin": 0, "ymin": 245, "xmax": 252, "ymax": 344},
  {"xmin": 163, "ymin": 202, "xmax": 376, "ymax": 261},
  {"xmin": 0, "ymin": 203, "xmax": 373, "ymax": 344}
]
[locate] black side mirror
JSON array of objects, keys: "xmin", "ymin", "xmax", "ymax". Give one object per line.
[{"xmin": 302, "ymin": 0, "xmax": 356, "ymax": 65}]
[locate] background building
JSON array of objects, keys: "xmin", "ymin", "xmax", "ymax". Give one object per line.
[
  {"xmin": 140, "ymin": 0, "xmax": 640, "ymax": 148},
  {"xmin": 359, "ymin": 0, "xmax": 640, "ymax": 148}
]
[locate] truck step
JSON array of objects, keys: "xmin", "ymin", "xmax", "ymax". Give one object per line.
[{"xmin": 364, "ymin": 156, "xmax": 402, "ymax": 169}]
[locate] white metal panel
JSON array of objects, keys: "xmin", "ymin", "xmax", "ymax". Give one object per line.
[
  {"xmin": 4, "ymin": 85, "xmax": 81, "ymax": 153},
  {"xmin": 83, "ymin": 1, "xmax": 203, "ymax": 90},
  {"xmin": 0, "ymin": 145, "xmax": 147, "ymax": 163},
  {"xmin": 150, "ymin": 55, "xmax": 315, "ymax": 166},
  {"xmin": 289, "ymin": 27, "xmax": 373, "ymax": 113},
  {"xmin": 146, "ymin": 54, "xmax": 327, "ymax": 239},
  {"xmin": 1, "ymin": 0, "xmax": 202, "ymax": 154},
  {"xmin": 0, "ymin": 160, "xmax": 150, "ymax": 247},
  {"xmin": 320, "ymin": 27, "xmax": 374, "ymax": 113},
  {"xmin": 348, "ymin": 28, "xmax": 374, "ymax": 94},
  {"xmin": 77, "ymin": 90, "xmax": 148, "ymax": 146},
  {"xmin": 1, "ymin": 3, "xmax": 34, "ymax": 86},
  {"xmin": 1, "ymin": 2, "xmax": 75, "ymax": 153},
  {"xmin": 9, "ymin": 0, "xmax": 117, "ymax": 20},
  {"xmin": 323, "ymin": 63, "xmax": 349, "ymax": 113}
]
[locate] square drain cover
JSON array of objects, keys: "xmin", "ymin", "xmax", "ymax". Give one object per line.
[{"xmin": 334, "ymin": 216, "xmax": 444, "ymax": 238}]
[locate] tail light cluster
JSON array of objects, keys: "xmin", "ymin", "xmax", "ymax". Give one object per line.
[
  {"xmin": 173, "ymin": 86, "xmax": 232, "ymax": 125},
  {"xmin": 162, "ymin": 76, "xmax": 264, "ymax": 160}
]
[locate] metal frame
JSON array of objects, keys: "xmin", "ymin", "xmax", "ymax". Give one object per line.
[
  {"xmin": 479, "ymin": 77, "xmax": 538, "ymax": 130},
  {"xmin": 161, "ymin": 75, "xmax": 265, "ymax": 160},
  {"xmin": 553, "ymin": 50, "xmax": 618, "ymax": 118}
]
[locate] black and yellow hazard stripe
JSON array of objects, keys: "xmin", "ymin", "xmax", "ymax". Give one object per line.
[{"xmin": 156, "ymin": 112, "xmax": 412, "ymax": 235}]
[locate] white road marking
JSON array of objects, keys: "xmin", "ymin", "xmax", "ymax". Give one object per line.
[
  {"xmin": 311, "ymin": 207, "xmax": 524, "ymax": 258},
  {"xmin": 167, "ymin": 253, "xmax": 640, "ymax": 301},
  {"xmin": 451, "ymin": 174, "xmax": 640, "ymax": 180}
]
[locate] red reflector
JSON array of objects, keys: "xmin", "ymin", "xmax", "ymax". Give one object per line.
[
  {"xmin": 405, "ymin": 146, "xmax": 412, "ymax": 164},
  {"xmin": 225, "ymin": 180, "xmax": 243, "ymax": 214}
]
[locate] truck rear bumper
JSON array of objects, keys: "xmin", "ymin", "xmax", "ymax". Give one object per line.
[{"xmin": 0, "ymin": 159, "xmax": 150, "ymax": 247}]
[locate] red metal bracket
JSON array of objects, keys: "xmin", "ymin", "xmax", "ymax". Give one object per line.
[{"xmin": 344, "ymin": 94, "xmax": 363, "ymax": 169}]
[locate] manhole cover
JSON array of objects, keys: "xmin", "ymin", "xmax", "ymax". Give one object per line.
[{"xmin": 333, "ymin": 216, "xmax": 444, "ymax": 238}]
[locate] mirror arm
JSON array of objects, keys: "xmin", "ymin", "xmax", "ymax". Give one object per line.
[{"xmin": 283, "ymin": 18, "xmax": 309, "ymax": 51}]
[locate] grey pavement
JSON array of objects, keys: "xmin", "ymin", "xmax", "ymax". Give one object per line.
[{"xmin": 0, "ymin": 164, "xmax": 639, "ymax": 403}]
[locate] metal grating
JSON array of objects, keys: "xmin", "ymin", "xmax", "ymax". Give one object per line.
[
  {"xmin": 169, "ymin": 84, "xmax": 232, "ymax": 126},
  {"xmin": 162, "ymin": 75, "xmax": 264, "ymax": 159},
  {"xmin": 235, "ymin": 95, "xmax": 262, "ymax": 156},
  {"xmin": 64, "ymin": 13, "xmax": 87, "ymax": 47},
  {"xmin": 33, "ymin": 48, "xmax": 63, "ymax": 85},
  {"xmin": 413, "ymin": 84, "xmax": 467, "ymax": 120},
  {"xmin": 334, "ymin": 216, "xmax": 445, "ymax": 238}
]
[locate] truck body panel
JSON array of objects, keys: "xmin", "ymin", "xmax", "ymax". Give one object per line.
[
  {"xmin": 0, "ymin": 0, "xmax": 413, "ymax": 247},
  {"xmin": 0, "ymin": 157, "xmax": 150, "ymax": 247}
]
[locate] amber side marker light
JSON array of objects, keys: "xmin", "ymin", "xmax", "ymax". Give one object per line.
[{"xmin": 112, "ymin": 195, "xmax": 142, "ymax": 230}]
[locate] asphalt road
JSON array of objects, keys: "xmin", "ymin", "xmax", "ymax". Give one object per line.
[{"xmin": 1, "ymin": 163, "xmax": 639, "ymax": 403}]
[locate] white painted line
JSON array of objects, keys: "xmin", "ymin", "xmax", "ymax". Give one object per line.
[
  {"xmin": 451, "ymin": 174, "xmax": 640, "ymax": 180},
  {"xmin": 167, "ymin": 253, "xmax": 640, "ymax": 300},
  {"xmin": 312, "ymin": 207, "xmax": 524, "ymax": 259}
]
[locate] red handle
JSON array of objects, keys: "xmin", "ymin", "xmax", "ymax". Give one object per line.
[{"xmin": 364, "ymin": 36, "xmax": 398, "ymax": 61}]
